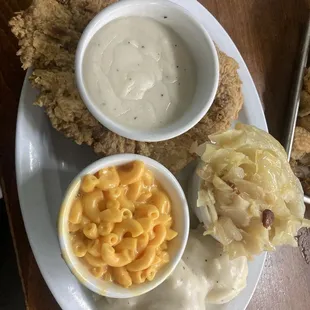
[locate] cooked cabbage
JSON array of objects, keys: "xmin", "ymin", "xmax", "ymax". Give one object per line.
[{"xmin": 195, "ymin": 123, "xmax": 310, "ymax": 259}]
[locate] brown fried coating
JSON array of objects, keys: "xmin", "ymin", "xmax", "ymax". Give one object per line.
[
  {"xmin": 290, "ymin": 158, "xmax": 310, "ymax": 195},
  {"xmin": 10, "ymin": 0, "xmax": 243, "ymax": 173},
  {"xmin": 299, "ymin": 90, "xmax": 310, "ymax": 117},
  {"xmin": 10, "ymin": 0, "xmax": 117, "ymax": 70},
  {"xmin": 291, "ymin": 68, "xmax": 310, "ymax": 194},
  {"xmin": 297, "ymin": 115, "xmax": 310, "ymax": 132},
  {"xmin": 291, "ymin": 127, "xmax": 310, "ymax": 161},
  {"xmin": 304, "ymin": 68, "xmax": 310, "ymax": 94}
]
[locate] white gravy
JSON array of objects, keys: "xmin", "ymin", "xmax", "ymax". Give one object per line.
[
  {"xmin": 96, "ymin": 230, "xmax": 248, "ymax": 310},
  {"xmin": 83, "ymin": 17, "xmax": 196, "ymax": 130}
]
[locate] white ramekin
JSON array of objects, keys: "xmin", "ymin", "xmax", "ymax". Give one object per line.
[
  {"xmin": 58, "ymin": 154, "xmax": 189, "ymax": 298},
  {"xmin": 75, "ymin": 0, "xmax": 219, "ymax": 142}
]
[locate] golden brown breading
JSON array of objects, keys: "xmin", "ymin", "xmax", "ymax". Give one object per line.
[
  {"xmin": 291, "ymin": 67, "xmax": 310, "ymax": 195},
  {"xmin": 299, "ymin": 90, "xmax": 310, "ymax": 117},
  {"xmin": 297, "ymin": 115, "xmax": 310, "ymax": 132},
  {"xmin": 10, "ymin": 0, "xmax": 117, "ymax": 70},
  {"xmin": 304, "ymin": 68, "xmax": 310, "ymax": 94},
  {"xmin": 291, "ymin": 127, "xmax": 310, "ymax": 161},
  {"xmin": 290, "ymin": 158, "xmax": 310, "ymax": 195},
  {"xmin": 10, "ymin": 0, "xmax": 243, "ymax": 173}
]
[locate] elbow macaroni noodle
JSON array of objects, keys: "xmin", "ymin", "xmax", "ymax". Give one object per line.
[{"xmin": 68, "ymin": 161, "xmax": 178, "ymax": 288}]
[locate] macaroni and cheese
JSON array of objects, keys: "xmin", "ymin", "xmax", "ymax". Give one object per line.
[{"xmin": 68, "ymin": 160, "xmax": 178, "ymax": 288}]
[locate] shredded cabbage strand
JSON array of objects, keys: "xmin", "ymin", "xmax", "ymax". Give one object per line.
[{"xmin": 196, "ymin": 123, "xmax": 310, "ymax": 260}]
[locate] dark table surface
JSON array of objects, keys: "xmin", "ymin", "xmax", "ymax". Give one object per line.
[
  {"xmin": 1, "ymin": 0, "xmax": 310, "ymax": 309},
  {"xmin": 0, "ymin": 200, "xmax": 25, "ymax": 310}
]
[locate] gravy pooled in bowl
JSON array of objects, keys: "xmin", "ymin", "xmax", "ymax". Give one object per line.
[
  {"xmin": 68, "ymin": 160, "xmax": 178, "ymax": 288},
  {"xmin": 82, "ymin": 17, "xmax": 197, "ymax": 130}
]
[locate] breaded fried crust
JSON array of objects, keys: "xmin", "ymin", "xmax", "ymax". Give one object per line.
[{"xmin": 10, "ymin": 0, "xmax": 243, "ymax": 173}]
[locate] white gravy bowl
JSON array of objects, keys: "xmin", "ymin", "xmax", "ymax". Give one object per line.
[{"xmin": 75, "ymin": 0, "xmax": 219, "ymax": 142}]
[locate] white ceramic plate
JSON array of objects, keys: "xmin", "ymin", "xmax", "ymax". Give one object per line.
[{"xmin": 15, "ymin": 0, "xmax": 267, "ymax": 309}]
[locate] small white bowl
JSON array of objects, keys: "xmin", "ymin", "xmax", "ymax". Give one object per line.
[
  {"xmin": 75, "ymin": 0, "xmax": 219, "ymax": 142},
  {"xmin": 58, "ymin": 154, "xmax": 189, "ymax": 298}
]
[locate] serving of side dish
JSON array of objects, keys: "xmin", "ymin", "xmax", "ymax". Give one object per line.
[
  {"xmin": 76, "ymin": 0, "xmax": 219, "ymax": 142},
  {"xmin": 15, "ymin": 1, "xmax": 269, "ymax": 310},
  {"xmin": 58, "ymin": 154, "xmax": 189, "ymax": 298}
]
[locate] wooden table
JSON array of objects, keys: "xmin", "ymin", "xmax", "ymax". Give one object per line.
[{"xmin": 1, "ymin": 0, "xmax": 310, "ymax": 309}]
